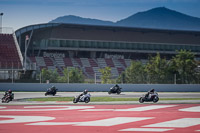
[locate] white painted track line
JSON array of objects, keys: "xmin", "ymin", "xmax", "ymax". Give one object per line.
[
  {"xmin": 27, "ymin": 117, "xmax": 154, "ymax": 126},
  {"xmin": 80, "ymin": 105, "xmax": 177, "ymax": 112},
  {"xmin": 75, "ymin": 117, "xmax": 153, "ymax": 126},
  {"xmin": 80, "ymin": 109, "xmax": 115, "ymax": 111},
  {"xmin": 179, "ymin": 106, "xmax": 200, "ymax": 112},
  {"xmin": 0, "ymin": 115, "xmax": 55, "ymax": 124},
  {"xmin": 144, "ymin": 118, "xmax": 200, "ymax": 128},
  {"xmin": 115, "ymin": 105, "xmax": 177, "ymax": 111},
  {"xmin": 119, "ymin": 128, "xmax": 173, "ymax": 132}
]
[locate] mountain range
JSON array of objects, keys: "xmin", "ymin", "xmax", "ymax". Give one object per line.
[{"xmin": 49, "ymin": 7, "xmax": 200, "ymax": 31}]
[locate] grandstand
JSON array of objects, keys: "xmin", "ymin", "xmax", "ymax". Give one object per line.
[
  {"xmin": 1, "ymin": 23, "xmax": 200, "ymax": 81},
  {"xmin": 26, "ymin": 56, "xmax": 128, "ymax": 79},
  {"xmin": 0, "ymin": 28, "xmax": 23, "ymax": 80}
]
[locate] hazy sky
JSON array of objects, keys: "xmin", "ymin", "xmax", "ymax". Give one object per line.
[{"xmin": 1, "ymin": 0, "xmax": 200, "ymax": 31}]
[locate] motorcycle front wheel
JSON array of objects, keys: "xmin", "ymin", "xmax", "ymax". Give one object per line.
[
  {"xmin": 84, "ymin": 97, "xmax": 90, "ymax": 103},
  {"xmin": 73, "ymin": 98, "xmax": 77, "ymax": 103},
  {"xmin": 5, "ymin": 98, "xmax": 10, "ymax": 103},
  {"xmin": 139, "ymin": 97, "xmax": 144, "ymax": 103},
  {"xmin": 153, "ymin": 97, "xmax": 159, "ymax": 103},
  {"xmin": 117, "ymin": 90, "xmax": 121, "ymax": 94}
]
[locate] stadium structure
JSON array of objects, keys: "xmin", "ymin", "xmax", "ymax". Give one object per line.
[{"xmin": 0, "ymin": 23, "xmax": 200, "ymax": 82}]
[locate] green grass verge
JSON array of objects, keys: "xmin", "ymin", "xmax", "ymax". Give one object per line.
[{"xmin": 27, "ymin": 97, "xmax": 200, "ymax": 102}]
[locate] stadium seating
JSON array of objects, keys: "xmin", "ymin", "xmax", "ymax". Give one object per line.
[
  {"xmin": 0, "ymin": 33, "xmax": 136, "ymax": 79},
  {"xmin": 105, "ymin": 58, "xmax": 115, "ymax": 67},
  {"xmin": 111, "ymin": 67, "xmax": 119, "ymax": 77},
  {"xmin": 44, "ymin": 57, "xmax": 54, "ymax": 66},
  {"xmin": 0, "ymin": 34, "xmax": 22, "ymax": 69},
  {"xmin": 118, "ymin": 59, "xmax": 127, "ymax": 67},
  {"xmin": 56, "ymin": 67, "xmax": 64, "ymax": 76},
  {"xmin": 80, "ymin": 58, "xmax": 90, "ymax": 67},
  {"xmin": 35, "ymin": 57, "xmax": 46, "ymax": 67},
  {"xmin": 117, "ymin": 67, "xmax": 125, "ymax": 74},
  {"xmin": 85, "ymin": 67, "xmax": 94, "ymax": 77},
  {"xmin": 72, "ymin": 58, "xmax": 82, "ymax": 67},
  {"xmin": 54, "ymin": 57, "xmax": 65, "ymax": 67},
  {"xmin": 88, "ymin": 58, "xmax": 98, "ymax": 67},
  {"xmin": 27, "ymin": 56, "xmax": 132, "ymax": 79},
  {"xmin": 124, "ymin": 59, "xmax": 131, "ymax": 67},
  {"xmin": 93, "ymin": 67, "xmax": 102, "ymax": 78},
  {"xmin": 63, "ymin": 58, "xmax": 73, "ymax": 67},
  {"xmin": 97, "ymin": 58, "xmax": 107, "ymax": 68}
]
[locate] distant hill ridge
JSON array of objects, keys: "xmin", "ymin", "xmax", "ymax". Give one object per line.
[{"xmin": 49, "ymin": 7, "xmax": 200, "ymax": 31}]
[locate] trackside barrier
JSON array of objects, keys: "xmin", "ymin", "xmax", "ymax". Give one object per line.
[{"xmin": 0, "ymin": 83, "xmax": 199, "ymax": 92}]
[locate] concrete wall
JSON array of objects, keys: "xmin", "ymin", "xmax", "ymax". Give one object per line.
[{"xmin": 0, "ymin": 83, "xmax": 200, "ymax": 92}]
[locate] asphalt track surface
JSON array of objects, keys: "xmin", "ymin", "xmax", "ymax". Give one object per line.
[
  {"xmin": 0, "ymin": 92, "xmax": 200, "ymax": 133},
  {"xmin": 0, "ymin": 104, "xmax": 200, "ymax": 133},
  {"xmin": 0, "ymin": 92, "xmax": 200, "ymax": 104},
  {"xmin": 1, "ymin": 92, "xmax": 200, "ymax": 99}
]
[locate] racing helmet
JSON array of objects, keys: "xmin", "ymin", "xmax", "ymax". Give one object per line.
[
  {"xmin": 83, "ymin": 89, "xmax": 88, "ymax": 94},
  {"xmin": 51, "ymin": 85, "xmax": 56, "ymax": 89},
  {"xmin": 8, "ymin": 89, "xmax": 12, "ymax": 93},
  {"xmin": 150, "ymin": 88, "xmax": 155, "ymax": 92}
]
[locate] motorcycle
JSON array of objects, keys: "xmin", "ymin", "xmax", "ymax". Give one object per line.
[
  {"xmin": 108, "ymin": 86, "xmax": 122, "ymax": 94},
  {"xmin": 73, "ymin": 93, "xmax": 91, "ymax": 103},
  {"xmin": 2, "ymin": 94, "xmax": 14, "ymax": 103},
  {"xmin": 45, "ymin": 88, "xmax": 58, "ymax": 96},
  {"xmin": 139, "ymin": 91, "xmax": 159, "ymax": 103}
]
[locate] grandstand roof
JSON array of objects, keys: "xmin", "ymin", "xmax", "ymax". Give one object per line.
[{"xmin": 16, "ymin": 23, "xmax": 200, "ymax": 45}]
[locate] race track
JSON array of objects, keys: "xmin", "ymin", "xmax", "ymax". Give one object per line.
[
  {"xmin": 1, "ymin": 92, "xmax": 200, "ymax": 100},
  {"xmin": 0, "ymin": 92, "xmax": 200, "ymax": 133},
  {"xmin": 0, "ymin": 104, "xmax": 200, "ymax": 133},
  {"xmin": 1, "ymin": 92, "xmax": 200, "ymax": 104}
]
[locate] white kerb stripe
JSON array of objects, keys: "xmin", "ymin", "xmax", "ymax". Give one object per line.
[
  {"xmin": 80, "ymin": 109, "xmax": 115, "ymax": 111},
  {"xmin": 0, "ymin": 115, "xmax": 55, "ymax": 124},
  {"xmin": 27, "ymin": 122, "xmax": 78, "ymax": 125},
  {"xmin": 0, "ymin": 106, "xmax": 94, "ymax": 111},
  {"xmin": 115, "ymin": 105, "xmax": 176, "ymax": 111},
  {"xmin": 75, "ymin": 117, "xmax": 153, "ymax": 126},
  {"xmin": 144, "ymin": 118, "xmax": 200, "ymax": 128},
  {"xmin": 27, "ymin": 117, "xmax": 153, "ymax": 126},
  {"xmin": 179, "ymin": 106, "xmax": 200, "ymax": 112},
  {"xmin": 119, "ymin": 128, "xmax": 173, "ymax": 132}
]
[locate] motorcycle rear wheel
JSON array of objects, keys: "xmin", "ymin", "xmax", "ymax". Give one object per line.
[{"xmin": 2, "ymin": 99, "xmax": 5, "ymax": 103}]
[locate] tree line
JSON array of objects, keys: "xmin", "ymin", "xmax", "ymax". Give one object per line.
[
  {"xmin": 116, "ymin": 50, "xmax": 200, "ymax": 84},
  {"xmin": 41, "ymin": 50, "xmax": 200, "ymax": 84},
  {"xmin": 41, "ymin": 67, "xmax": 84, "ymax": 83}
]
